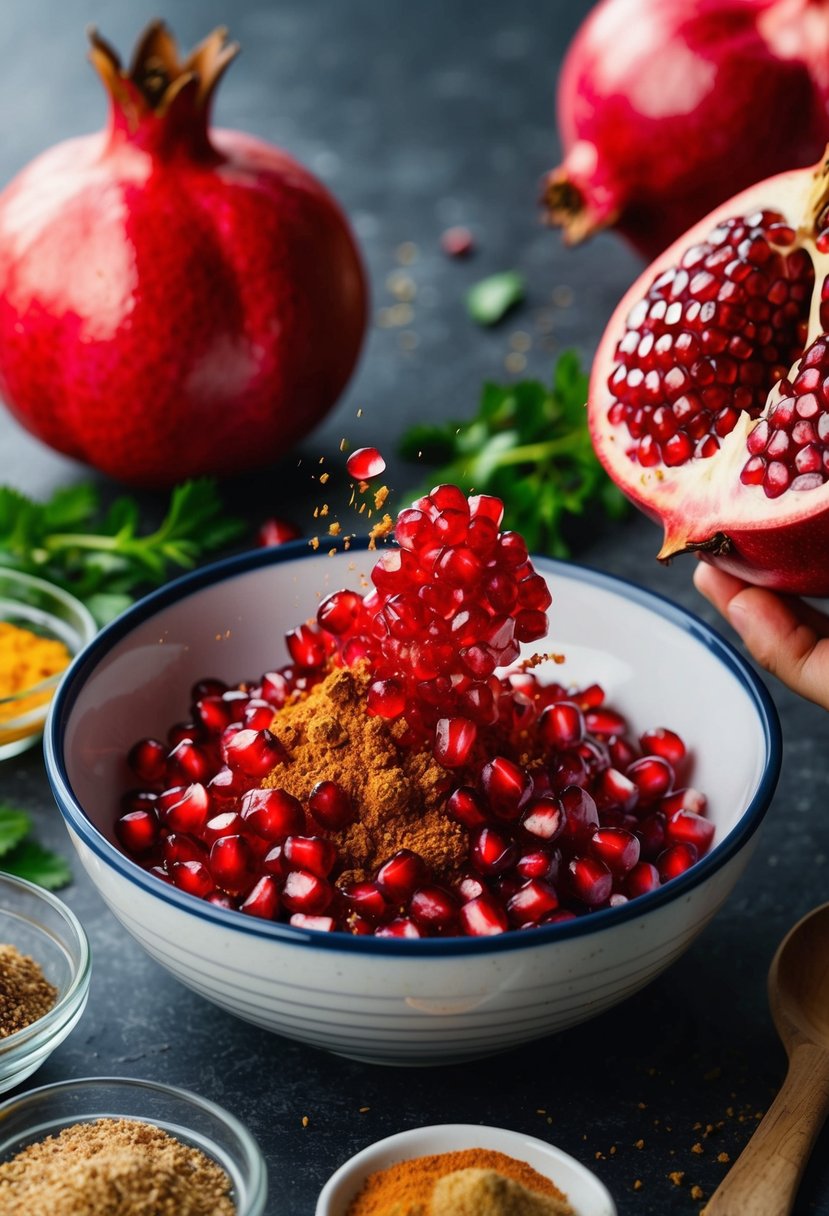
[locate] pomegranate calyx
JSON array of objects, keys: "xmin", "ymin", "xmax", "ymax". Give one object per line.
[
  {"xmin": 542, "ymin": 160, "xmax": 619, "ymax": 246},
  {"xmin": 657, "ymin": 531, "xmax": 734, "ymax": 565}
]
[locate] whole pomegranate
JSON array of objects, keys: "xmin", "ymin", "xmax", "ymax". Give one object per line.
[
  {"xmin": 0, "ymin": 23, "xmax": 367, "ymax": 486},
  {"xmin": 544, "ymin": 0, "xmax": 829, "ymax": 260},
  {"xmin": 588, "ymin": 152, "xmax": 829, "ymax": 594}
]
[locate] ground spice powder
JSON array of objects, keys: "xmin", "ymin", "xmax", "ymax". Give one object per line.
[
  {"xmin": 0, "ymin": 943, "xmax": 57, "ymax": 1036},
  {"xmin": 345, "ymin": 1148, "xmax": 573, "ymax": 1216},
  {"xmin": 264, "ymin": 663, "xmax": 468, "ymax": 886},
  {"xmin": 0, "ymin": 1117, "xmax": 235, "ymax": 1216}
]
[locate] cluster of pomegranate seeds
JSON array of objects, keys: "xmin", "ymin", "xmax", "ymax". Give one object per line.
[
  {"xmin": 606, "ymin": 210, "xmax": 814, "ymax": 468},
  {"xmin": 116, "ymin": 487, "xmax": 716, "ymax": 937},
  {"xmin": 741, "ymin": 335, "xmax": 829, "ymax": 497}
]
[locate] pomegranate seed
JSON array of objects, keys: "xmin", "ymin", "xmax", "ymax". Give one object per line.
[
  {"xmin": 203, "ymin": 811, "xmax": 243, "ymax": 846},
  {"xmin": 658, "ymin": 842, "xmax": 699, "ymax": 881},
  {"xmin": 665, "ymin": 810, "xmax": 716, "ymax": 854},
  {"xmin": 409, "ymin": 886, "xmax": 459, "ymax": 934},
  {"xmin": 346, "ymin": 446, "xmax": 386, "ymax": 481},
  {"xmin": 207, "ymin": 765, "xmax": 247, "ymax": 804},
  {"xmin": 128, "ymin": 738, "xmax": 167, "ymax": 784},
  {"xmin": 163, "ymin": 833, "xmax": 206, "ymax": 867},
  {"xmin": 539, "ymin": 701, "xmax": 585, "ymax": 749},
  {"xmin": 281, "ymin": 869, "xmax": 334, "ymax": 914},
  {"xmin": 193, "ymin": 696, "xmax": 236, "ymax": 736},
  {"xmin": 367, "ymin": 678, "xmax": 407, "ymax": 719},
  {"xmin": 242, "ymin": 699, "xmax": 275, "ymax": 731},
  {"xmin": 661, "ymin": 787, "xmax": 708, "ymax": 817},
  {"xmin": 441, "ymin": 225, "xmax": 475, "ymax": 257},
  {"xmin": 636, "ymin": 811, "xmax": 668, "ymax": 860},
  {"xmin": 585, "ymin": 708, "xmax": 628, "ymax": 736},
  {"xmin": 551, "ymin": 749, "xmax": 590, "ymax": 790},
  {"xmin": 317, "ymin": 589, "xmax": 365, "ymax": 636},
  {"xmin": 163, "ymin": 783, "xmax": 211, "ymax": 834},
  {"xmin": 342, "ymin": 881, "xmax": 392, "ymax": 924},
  {"xmin": 116, "ymin": 808, "xmax": 159, "ymax": 853},
  {"xmin": 209, "ymin": 835, "xmax": 256, "ymax": 896},
  {"xmin": 506, "ymin": 879, "xmax": 559, "ymax": 926},
  {"xmin": 375, "ymin": 918, "xmax": 422, "ymax": 939},
  {"xmin": 625, "ymin": 861, "xmax": 661, "ymax": 897},
  {"xmin": 595, "ymin": 767, "xmax": 639, "ymax": 813},
  {"xmin": 260, "ymin": 671, "xmax": 291, "ymax": 707},
  {"xmin": 470, "ymin": 825, "xmax": 517, "ymax": 876},
  {"xmin": 456, "ymin": 870, "xmax": 485, "ymax": 902},
  {"xmin": 626, "ymin": 755, "xmax": 675, "ymax": 803},
  {"xmin": 608, "ymin": 734, "xmax": 639, "ymax": 770},
  {"xmin": 590, "ymin": 827, "xmax": 640, "ymax": 875},
  {"xmin": 375, "ymin": 850, "xmax": 428, "ymax": 901},
  {"xmin": 171, "ymin": 860, "xmax": 214, "ymax": 899},
  {"xmin": 167, "ymin": 721, "xmax": 197, "ymax": 748},
  {"xmin": 239, "ymin": 788, "xmax": 304, "ymax": 841},
  {"xmin": 261, "ymin": 844, "xmax": 287, "ymax": 878},
  {"xmin": 639, "ymin": 727, "xmax": 686, "ymax": 766},
  {"xmin": 286, "ymin": 623, "xmax": 328, "ymax": 670},
  {"xmin": 567, "ymin": 856, "xmax": 613, "ymax": 907},
  {"xmin": 521, "ymin": 796, "xmax": 565, "ymax": 842},
  {"xmin": 308, "ymin": 780, "xmax": 355, "ymax": 830},
  {"xmin": 283, "ymin": 835, "xmax": 337, "ymax": 878},
  {"xmin": 241, "ymin": 876, "xmax": 280, "ymax": 919},
  {"xmin": 290, "ymin": 913, "xmax": 336, "ymax": 932},
  {"xmin": 433, "ymin": 716, "xmax": 477, "ymax": 767},
  {"xmin": 257, "ymin": 517, "xmax": 300, "ymax": 547},
  {"xmin": 516, "ymin": 848, "xmax": 560, "ymax": 884},
  {"xmin": 167, "ymin": 738, "xmax": 211, "ymax": 784},
  {"xmin": 191, "ymin": 678, "xmax": 227, "ymax": 701},
  {"xmin": 207, "ymin": 892, "xmax": 234, "ymax": 909},
  {"xmin": 480, "ymin": 757, "xmax": 532, "ymax": 820},
  {"xmin": 459, "ymin": 893, "xmax": 509, "ymax": 936},
  {"xmin": 558, "ymin": 786, "xmax": 600, "ymax": 849},
  {"xmin": 446, "ymin": 786, "xmax": 490, "ymax": 830},
  {"xmin": 224, "ymin": 729, "xmax": 284, "ymax": 778}
]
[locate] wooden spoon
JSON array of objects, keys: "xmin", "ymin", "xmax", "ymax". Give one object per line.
[{"xmin": 705, "ymin": 903, "xmax": 829, "ymax": 1215}]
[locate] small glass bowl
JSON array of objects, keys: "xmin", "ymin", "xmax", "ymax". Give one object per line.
[
  {"xmin": 0, "ymin": 873, "xmax": 91, "ymax": 1092},
  {"xmin": 0, "ymin": 1077, "xmax": 268, "ymax": 1216},
  {"xmin": 0, "ymin": 568, "xmax": 96, "ymax": 759}
]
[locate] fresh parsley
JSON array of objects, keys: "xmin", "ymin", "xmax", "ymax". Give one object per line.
[
  {"xmin": 466, "ymin": 271, "xmax": 525, "ymax": 326},
  {"xmin": 0, "ymin": 478, "xmax": 245, "ymax": 624},
  {"xmin": 0, "ymin": 803, "xmax": 72, "ymax": 890},
  {"xmin": 399, "ymin": 350, "xmax": 627, "ymax": 556}
]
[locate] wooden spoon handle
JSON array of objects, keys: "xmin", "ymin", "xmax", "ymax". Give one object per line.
[{"xmin": 704, "ymin": 1045, "xmax": 829, "ymax": 1216}]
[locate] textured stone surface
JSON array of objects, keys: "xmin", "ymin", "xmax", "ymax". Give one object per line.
[{"xmin": 1, "ymin": 2, "xmax": 828, "ymax": 1213}]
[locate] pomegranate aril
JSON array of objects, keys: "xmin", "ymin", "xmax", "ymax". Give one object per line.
[
  {"xmin": 636, "ymin": 810, "xmax": 667, "ymax": 860},
  {"xmin": 116, "ymin": 808, "xmax": 159, "ymax": 853},
  {"xmin": 241, "ymin": 876, "xmax": 280, "ymax": 919},
  {"xmin": 665, "ymin": 810, "xmax": 715, "ymax": 853},
  {"xmin": 317, "ymin": 589, "xmax": 365, "ymax": 636},
  {"xmin": 661, "ymin": 787, "xmax": 707, "ymax": 817},
  {"xmin": 207, "ymin": 765, "xmax": 247, "ymax": 804},
  {"xmin": 516, "ymin": 848, "xmax": 560, "ymax": 884},
  {"xmin": 290, "ymin": 913, "xmax": 337, "ymax": 932},
  {"xmin": 191, "ymin": 677, "xmax": 227, "ymax": 701},
  {"xmin": 375, "ymin": 849, "xmax": 428, "ymax": 901},
  {"xmin": 470, "ymin": 825, "xmax": 518, "ymax": 876},
  {"xmin": 167, "ymin": 738, "xmax": 211, "ymax": 784},
  {"xmin": 242, "ymin": 699, "xmax": 275, "ymax": 732},
  {"xmin": 625, "ymin": 861, "xmax": 661, "ymax": 898},
  {"xmin": 346, "ymin": 446, "xmax": 386, "ymax": 481},
  {"xmin": 163, "ymin": 783, "xmax": 211, "ymax": 834},
  {"xmin": 481, "ymin": 757, "xmax": 532, "ymax": 820},
  {"xmin": 375, "ymin": 917, "xmax": 422, "ymax": 939},
  {"xmin": 308, "ymin": 780, "xmax": 355, "ymax": 829},
  {"xmin": 409, "ymin": 886, "xmax": 459, "ymax": 934},
  {"xmin": 260, "ymin": 671, "xmax": 291, "ymax": 707},
  {"xmin": 209, "ymin": 834, "xmax": 256, "ymax": 896},
  {"xmin": 128, "ymin": 738, "xmax": 167, "ymax": 784},
  {"xmin": 434, "ymin": 717, "xmax": 477, "ymax": 767},
  {"xmin": 639, "ymin": 727, "xmax": 685, "ymax": 766},
  {"xmin": 459, "ymin": 893, "xmax": 509, "ymax": 936},
  {"xmin": 224, "ymin": 728, "xmax": 284, "ymax": 778},
  {"xmin": 521, "ymin": 797, "xmax": 564, "ymax": 842},
  {"xmin": 590, "ymin": 827, "xmax": 640, "ymax": 875},
  {"xmin": 167, "ymin": 721, "xmax": 199, "ymax": 747},
  {"xmin": 595, "ymin": 767, "xmax": 639, "ymax": 813},
  {"xmin": 367, "ymin": 679, "xmax": 407, "ymax": 720},
  {"xmin": 626, "ymin": 754, "xmax": 675, "ymax": 803},
  {"xmin": 558, "ymin": 785, "xmax": 600, "ymax": 848},
  {"xmin": 446, "ymin": 786, "xmax": 489, "ymax": 830},
  {"xmin": 238, "ymin": 788, "xmax": 303, "ymax": 840},
  {"xmin": 163, "ymin": 833, "xmax": 207, "ymax": 867},
  {"xmin": 283, "ymin": 835, "xmax": 337, "ymax": 878},
  {"xmin": 507, "ymin": 879, "xmax": 559, "ymax": 927},
  {"xmin": 281, "ymin": 869, "xmax": 334, "ymax": 915},
  {"xmin": 286, "ymin": 623, "xmax": 328, "ymax": 670},
  {"xmin": 567, "ymin": 856, "xmax": 613, "ymax": 907},
  {"xmin": 193, "ymin": 696, "xmax": 235, "ymax": 736},
  {"xmin": 257, "ymin": 517, "xmax": 301, "ymax": 547},
  {"xmin": 584, "ymin": 708, "xmax": 628, "ymax": 736},
  {"xmin": 203, "ymin": 811, "xmax": 243, "ymax": 846},
  {"xmin": 658, "ymin": 842, "xmax": 699, "ymax": 881},
  {"xmin": 171, "ymin": 860, "xmax": 214, "ymax": 899},
  {"xmin": 342, "ymin": 881, "xmax": 392, "ymax": 924}
]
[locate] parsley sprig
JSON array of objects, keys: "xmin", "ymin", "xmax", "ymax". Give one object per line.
[
  {"xmin": 0, "ymin": 804, "xmax": 71, "ymax": 890},
  {"xmin": 0, "ymin": 478, "xmax": 245, "ymax": 624},
  {"xmin": 399, "ymin": 351, "xmax": 626, "ymax": 555}
]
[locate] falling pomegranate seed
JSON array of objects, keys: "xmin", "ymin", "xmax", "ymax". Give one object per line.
[
  {"xmin": 346, "ymin": 446, "xmax": 386, "ymax": 481},
  {"xmin": 257, "ymin": 517, "xmax": 301, "ymax": 547}
]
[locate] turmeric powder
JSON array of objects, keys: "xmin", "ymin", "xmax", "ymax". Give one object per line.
[
  {"xmin": 0, "ymin": 622, "xmax": 71, "ymax": 726},
  {"xmin": 263, "ymin": 662, "xmax": 467, "ymax": 886}
]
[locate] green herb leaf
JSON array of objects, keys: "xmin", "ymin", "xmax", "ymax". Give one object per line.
[
  {"xmin": 0, "ymin": 805, "xmax": 32, "ymax": 857},
  {"xmin": 399, "ymin": 351, "xmax": 626, "ymax": 557},
  {"xmin": 1, "ymin": 841, "xmax": 72, "ymax": 891},
  {"xmin": 0, "ymin": 477, "xmax": 247, "ymax": 626},
  {"xmin": 466, "ymin": 271, "xmax": 525, "ymax": 326}
]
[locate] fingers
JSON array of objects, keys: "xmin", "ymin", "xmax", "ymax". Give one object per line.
[{"xmin": 693, "ymin": 562, "xmax": 829, "ymax": 711}]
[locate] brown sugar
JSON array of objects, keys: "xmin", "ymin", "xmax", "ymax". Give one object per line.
[
  {"xmin": 0, "ymin": 943, "xmax": 57, "ymax": 1036},
  {"xmin": 345, "ymin": 1148, "xmax": 572, "ymax": 1216},
  {"xmin": 264, "ymin": 663, "xmax": 468, "ymax": 886},
  {"xmin": 0, "ymin": 1117, "xmax": 234, "ymax": 1216}
]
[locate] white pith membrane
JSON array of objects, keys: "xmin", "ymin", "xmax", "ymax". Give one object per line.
[{"xmin": 589, "ymin": 160, "xmax": 829, "ymax": 559}]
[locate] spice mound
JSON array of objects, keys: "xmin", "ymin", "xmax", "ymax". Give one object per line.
[
  {"xmin": 0, "ymin": 1117, "xmax": 235, "ymax": 1216},
  {"xmin": 0, "ymin": 943, "xmax": 57, "ymax": 1036},
  {"xmin": 345, "ymin": 1148, "xmax": 573, "ymax": 1216},
  {"xmin": 0, "ymin": 621, "xmax": 70, "ymax": 727}
]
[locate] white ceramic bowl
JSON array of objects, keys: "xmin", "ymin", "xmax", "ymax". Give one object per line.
[
  {"xmin": 45, "ymin": 543, "xmax": 780, "ymax": 1066},
  {"xmin": 315, "ymin": 1124, "xmax": 616, "ymax": 1216}
]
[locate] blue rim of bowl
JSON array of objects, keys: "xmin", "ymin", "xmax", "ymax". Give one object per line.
[{"xmin": 45, "ymin": 538, "xmax": 782, "ymax": 958}]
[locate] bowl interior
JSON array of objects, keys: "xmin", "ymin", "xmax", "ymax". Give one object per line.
[{"xmin": 56, "ymin": 549, "xmax": 773, "ymax": 862}]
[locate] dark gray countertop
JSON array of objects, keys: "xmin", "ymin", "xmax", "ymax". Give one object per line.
[{"xmin": 1, "ymin": 1, "xmax": 828, "ymax": 1213}]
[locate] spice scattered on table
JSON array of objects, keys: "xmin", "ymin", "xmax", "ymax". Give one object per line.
[
  {"xmin": 0, "ymin": 943, "xmax": 56, "ymax": 1036},
  {"xmin": 0, "ymin": 1117, "xmax": 234, "ymax": 1216},
  {"xmin": 345, "ymin": 1148, "xmax": 572, "ymax": 1216}
]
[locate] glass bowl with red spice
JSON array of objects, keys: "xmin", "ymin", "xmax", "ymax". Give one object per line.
[
  {"xmin": 0, "ymin": 569, "xmax": 96, "ymax": 760},
  {"xmin": 0, "ymin": 1076, "xmax": 267, "ymax": 1215},
  {"xmin": 316, "ymin": 1123, "xmax": 616, "ymax": 1216},
  {"xmin": 0, "ymin": 873, "xmax": 91, "ymax": 1093},
  {"xmin": 44, "ymin": 492, "xmax": 780, "ymax": 1065}
]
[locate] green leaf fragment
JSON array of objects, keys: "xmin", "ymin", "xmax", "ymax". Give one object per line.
[
  {"xmin": 466, "ymin": 271, "xmax": 525, "ymax": 326},
  {"xmin": 1, "ymin": 841, "xmax": 72, "ymax": 891},
  {"xmin": 0, "ymin": 806, "xmax": 32, "ymax": 857}
]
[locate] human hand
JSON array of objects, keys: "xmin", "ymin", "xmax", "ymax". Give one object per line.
[{"xmin": 693, "ymin": 562, "xmax": 829, "ymax": 711}]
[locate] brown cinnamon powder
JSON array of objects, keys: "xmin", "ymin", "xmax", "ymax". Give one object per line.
[
  {"xmin": 0, "ymin": 1117, "xmax": 234, "ymax": 1216},
  {"xmin": 0, "ymin": 943, "xmax": 57, "ymax": 1037}
]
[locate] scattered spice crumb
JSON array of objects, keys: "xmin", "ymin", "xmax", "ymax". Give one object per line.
[
  {"xmin": 358, "ymin": 1107, "xmax": 370, "ymax": 1114},
  {"xmin": 717, "ymin": 1152, "xmax": 730, "ymax": 1163},
  {"xmin": 536, "ymin": 1109, "xmax": 547, "ymax": 1116},
  {"xmin": 633, "ymin": 1180, "xmax": 643, "ymax": 1191},
  {"xmin": 634, "ymin": 1140, "xmax": 644, "ymax": 1150},
  {"xmin": 310, "ymin": 537, "xmax": 320, "ymax": 551},
  {"xmin": 301, "ymin": 1116, "xmax": 309, "ymax": 1128},
  {"xmin": 329, "ymin": 522, "xmax": 341, "ymax": 536},
  {"xmin": 319, "ymin": 472, "xmax": 330, "ymax": 485},
  {"xmin": 691, "ymin": 1143, "xmax": 704, "ymax": 1155},
  {"xmin": 367, "ymin": 514, "xmax": 394, "ymax": 549},
  {"xmin": 340, "ymin": 438, "xmax": 348, "ymax": 452},
  {"xmin": 691, "ymin": 1184, "xmax": 705, "ymax": 1201},
  {"xmin": 373, "ymin": 487, "xmax": 389, "ymax": 511},
  {"xmin": 668, "ymin": 1171, "xmax": 685, "ymax": 1186}
]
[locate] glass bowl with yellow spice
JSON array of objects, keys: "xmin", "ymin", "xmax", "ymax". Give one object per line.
[
  {"xmin": 0, "ymin": 1076, "xmax": 267, "ymax": 1216},
  {"xmin": 316, "ymin": 1124, "xmax": 616, "ymax": 1216},
  {"xmin": 0, "ymin": 569, "xmax": 96, "ymax": 759},
  {"xmin": 0, "ymin": 873, "xmax": 90, "ymax": 1093}
]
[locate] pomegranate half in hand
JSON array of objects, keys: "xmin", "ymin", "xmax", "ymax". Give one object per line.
[
  {"xmin": 0, "ymin": 24, "xmax": 367, "ymax": 486},
  {"xmin": 589, "ymin": 153, "xmax": 829, "ymax": 595}
]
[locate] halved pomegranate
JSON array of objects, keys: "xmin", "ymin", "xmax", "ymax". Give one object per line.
[{"xmin": 589, "ymin": 153, "xmax": 829, "ymax": 593}]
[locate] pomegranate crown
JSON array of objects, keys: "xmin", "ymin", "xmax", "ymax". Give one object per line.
[{"xmin": 88, "ymin": 21, "xmax": 240, "ymax": 155}]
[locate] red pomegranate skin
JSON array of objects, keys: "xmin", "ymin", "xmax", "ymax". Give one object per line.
[{"xmin": 0, "ymin": 27, "xmax": 367, "ymax": 486}]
